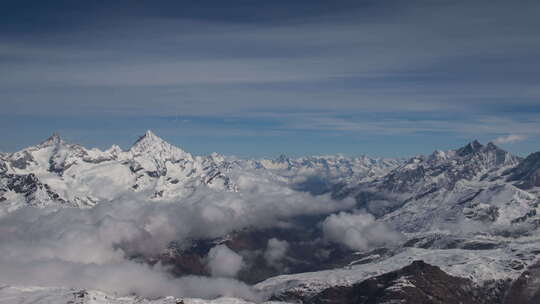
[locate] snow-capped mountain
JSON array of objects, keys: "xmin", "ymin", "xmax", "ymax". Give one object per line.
[
  {"xmin": 2, "ymin": 134, "xmax": 540, "ymax": 304},
  {"xmin": 254, "ymin": 234, "xmax": 540, "ymax": 301},
  {"xmin": 0, "ymin": 285, "xmax": 280, "ymax": 304},
  {"xmin": 0, "ymin": 131, "xmax": 401, "ymax": 212},
  {"xmin": 0, "ymin": 131, "xmax": 237, "ymax": 211},
  {"xmin": 331, "ymin": 140, "xmax": 537, "ymax": 233},
  {"xmin": 505, "ymin": 151, "xmax": 540, "ymax": 190},
  {"xmin": 250, "ymin": 141, "xmax": 540, "ymax": 303},
  {"xmin": 251, "ymin": 154, "xmax": 401, "ymax": 181},
  {"xmin": 232, "ymin": 154, "xmax": 403, "ymax": 195}
]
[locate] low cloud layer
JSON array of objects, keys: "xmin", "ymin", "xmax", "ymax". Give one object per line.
[
  {"xmin": 0, "ymin": 172, "xmax": 355, "ymax": 300},
  {"xmin": 263, "ymin": 238, "xmax": 289, "ymax": 268},
  {"xmin": 321, "ymin": 210, "xmax": 402, "ymax": 251},
  {"xmin": 206, "ymin": 245, "xmax": 245, "ymax": 278},
  {"xmin": 0, "ymin": 258, "xmax": 259, "ymax": 301},
  {"xmin": 0, "ymin": 203, "xmax": 261, "ymax": 300}
]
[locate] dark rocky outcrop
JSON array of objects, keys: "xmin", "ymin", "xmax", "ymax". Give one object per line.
[
  {"xmin": 506, "ymin": 152, "xmax": 540, "ymax": 189},
  {"xmin": 504, "ymin": 260, "xmax": 540, "ymax": 304},
  {"xmin": 0, "ymin": 172, "xmax": 66, "ymax": 206},
  {"xmin": 297, "ymin": 261, "xmax": 507, "ymax": 304}
]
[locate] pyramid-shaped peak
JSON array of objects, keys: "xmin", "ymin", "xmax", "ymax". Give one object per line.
[
  {"xmin": 144, "ymin": 130, "xmax": 158, "ymax": 138},
  {"xmin": 456, "ymin": 140, "xmax": 483, "ymax": 156},
  {"xmin": 132, "ymin": 130, "xmax": 165, "ymax": 146},
  {"xmin": 469, "ymin": 140, "xmax": 482, "ymax": 149},
  {"xmin": 38, "ymin": 132, "xmax": 64, "ymax": 147},
  {"xmin": 129, "ymin": 130, "xmax": 190, "ymax": 159},
  {"xmin": 140, "ymin": 130, "xmax": 159, "ymax": 140}
]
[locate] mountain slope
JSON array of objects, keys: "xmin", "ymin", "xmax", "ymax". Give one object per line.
[
  {"xmin": 0, "ymin": 131, "xmax": 237, "ymax": 210},
  {"xmin": 0, "ymin": 132, "xmax": 401, "ymax": 211},
  {"xmin": 253, "ymin": 141, "xmax": 540, "ymax": 302},
  {"xmin": 2, "ymin": 135, "xmax": 540, "ymax": 303},
  {"xmin": 506, "ymin": 151, "xmax": 540, "ymax": 190},
  {"xmin": 504, "ymin": 260, "xmax": 540, "ymax": 304},
  {"xmin": 0, "ymin": 285, "xmax": 280, "ymax": 304},
  {"xmin": 331, "ymin": 141, "xmax": 538, "ymax": 233},
  {"xmin": 305, "ymin": 260, "xmax": 504, "ymax": 304}
]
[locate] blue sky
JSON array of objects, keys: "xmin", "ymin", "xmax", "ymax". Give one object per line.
[{"xmin": 1, "ymin": 0, "xmax": 539, "ymax": 157}]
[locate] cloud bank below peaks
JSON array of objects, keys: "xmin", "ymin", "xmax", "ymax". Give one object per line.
[
  {"xmin": 0, "ymin": 173, "xmax": 355, "ymax": 300},
  {"xmin": 321, "ymin": 210, "xmax": 403, "ymax": 251},
  {"xmin": 206, "ymin": 245, "xmax": 245, "ymax": 278},
  {"xmin": 264, "ymin": 238, "xmax": 289, "ymax": 269}
]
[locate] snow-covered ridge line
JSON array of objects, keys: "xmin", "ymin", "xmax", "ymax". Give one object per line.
[
  {"xmin": 0, "ymin": 285, "xmax": 282, "ymax": 304},
  {"xmin": 0, "ymin": 131, "xmax": 240, "ymax": 210},
  {"xmin": 0, "ymin": 131, "xmax": 402, "ymax": 211}
]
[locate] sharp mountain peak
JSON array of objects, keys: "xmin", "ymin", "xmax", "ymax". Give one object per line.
[{"xmin": 38, "ymin": 132, "xmax": 64, "ymax": 148}]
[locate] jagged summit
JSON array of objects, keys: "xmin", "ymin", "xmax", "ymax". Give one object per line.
[
  {"xmin": 424, "ymin": 140, "xmax": 517, "ymax": 168},
  {"xmin": 455, "ymin": 140, "xmax": 508, "ymax": 157},
  {"xmin": 131, "ymin": 130, "xmax": 165, "ymax": 148},
  {"xmin": 0, "ymin": 129, "xmax": 237, "ymax": 207},
  {"xmin": 129, "ymin": 130, "xmax": 190, "ymax": 159},
  {"xmin": 135, "ymin": 130, "xmax": 159, "ymax": 142},
  {"xmin": 330, "ymin": 139, "xmax": 525, "ymax": 223},
  {"xmin": 38, "ymin": 132, "xmax": 64, "ymax": 148},
  {"xmin": 456, "ymin": 139, "xmax": 483, "ymax": 156}
]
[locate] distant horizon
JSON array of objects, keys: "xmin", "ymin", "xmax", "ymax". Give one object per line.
[{"xmin": 1, "ymin": 128, "xmax": 535, "ymax": 160}]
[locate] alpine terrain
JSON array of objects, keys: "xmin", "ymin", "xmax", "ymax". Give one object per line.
[{"xmin": 1, "ymin": 131, "xmax": 539, "ymax": 304}]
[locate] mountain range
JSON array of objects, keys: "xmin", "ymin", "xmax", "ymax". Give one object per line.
[
  {"xmin": 1, "ymin": 131, "xmax": 540, "ymax": 304},
  {"xmin": 0, "ymin": 131, "xmax": 399, "ymax": 211}
]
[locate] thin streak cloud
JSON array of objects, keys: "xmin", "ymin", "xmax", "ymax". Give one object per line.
[{"xmin": 493, "ymin": 134, "xmax": 528, "ymax": 144}]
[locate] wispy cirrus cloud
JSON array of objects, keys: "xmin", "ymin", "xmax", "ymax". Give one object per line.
[
  {"xmin": 1, "ymin": 0, "xmax": 540, "ymax": 155},
  {"xmin": 493, "ymin": 134, "xmax": 528, "ymax": 144}
]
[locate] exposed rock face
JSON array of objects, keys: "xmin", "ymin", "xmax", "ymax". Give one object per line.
[
  {"xmin": 376, "ymin": 141, "xmax": 519, "ymax": 195},
  {"xmin": 0, "ymin": 172, "xmax": 67, "ymax": 207},
  {"xmin": 156, "ymin": 223, "xmax": 365, "ymax": 285},
  {"xmin": 330, "ymin": 141, "xmax": 537, "ymax": 233},
  {"xmin": 304, "ymin": 261, "xmax": 504, "ymax": 304},
  {"xmin": 504, "ymin": 260, "xmax": 540, "ymax": 304},
  {"xmin": 506, "ymin": 152, "xmax": 540, "ymax": 190}
]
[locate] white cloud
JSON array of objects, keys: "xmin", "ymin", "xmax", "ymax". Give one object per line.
[
  {"xmin": 321, "ymin": 210, "xmax": 402, "ymax": 251},
  {"xmin": 2, "ymin": 1, "xmax": 540, "ymax": 120},
  {"xmin": 0, "ymin": 258, "xmax": 260, "ymax": 301},
  {"xmin": 492, "ymin": 134, "xmax": 528, "ymax": 144},
  {"xmin": 0, "ymin": 170, "xmax": 355, "ymax": 300},
  {"xmin": 206, "ymin": 245, "xmax": 245, "ymax": 278},
  {"xmin": 263, "ymin": 238, "xmax": 289, "ymax": 268}
]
